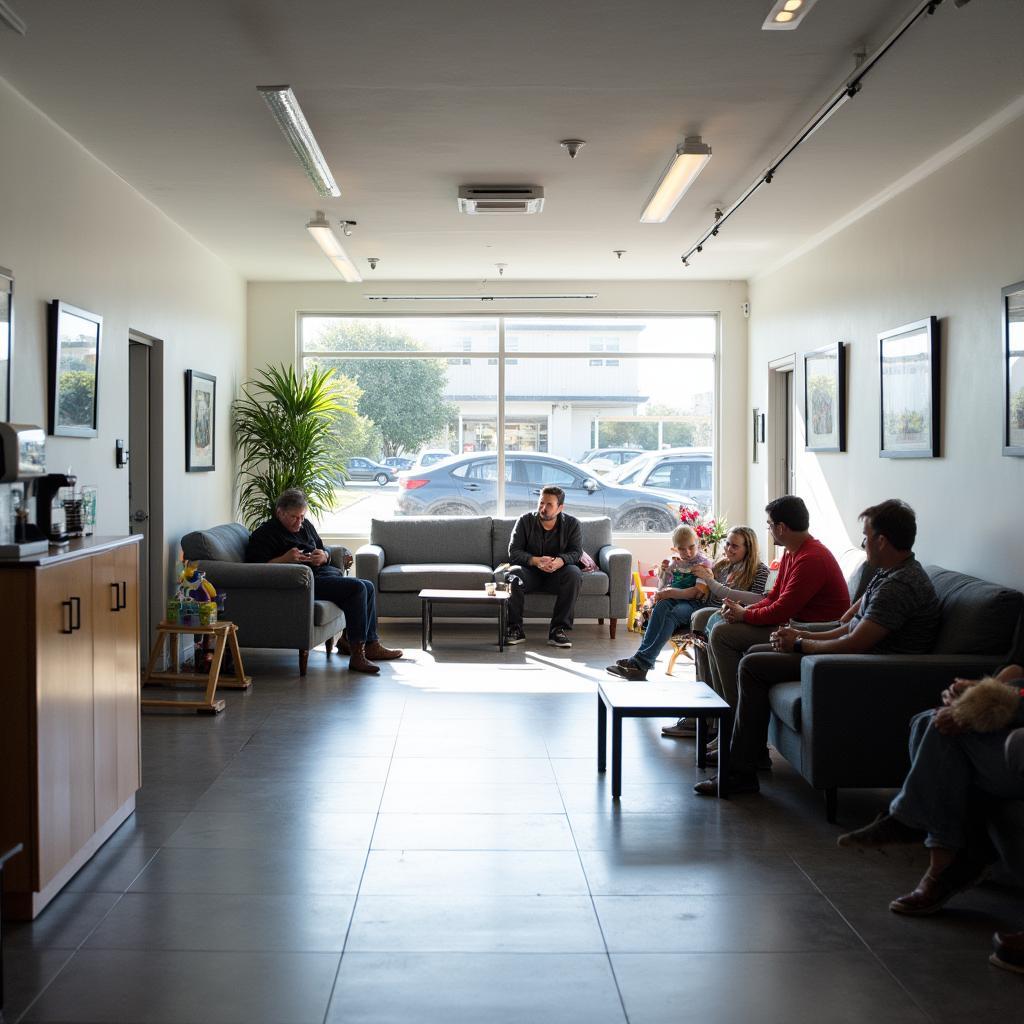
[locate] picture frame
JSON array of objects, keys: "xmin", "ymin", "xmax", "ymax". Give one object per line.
[
  {"xmin": 185, "ymin": 370, "xmax": 216, "ymax": 472},
  {"xmin": 804, "ymin": 341, "xmax": 846, "ymax": 452},
  {"xmin": 0, "ymin": 268, "xmax": 11, "ymax": 423},
  {"xmin": 48, "ymin": 300, "xmax": 102, "ymax": 437},
  {"xmin": 878, "ymin": 316, "xmax": 939, "ymax": 459},
  {"xmin": 1002, "ymin": 279, "xmax": 1024, "ymax": 457}
]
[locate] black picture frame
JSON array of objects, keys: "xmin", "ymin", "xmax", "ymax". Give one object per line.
[
  {"xmin": 878, "ymin": 316, "xmax": 939, "ymax": 459},
  {"xmin": 803, "ymin": 341, "xmax": 846, "ymax": 452},
  {"xmin": 1002, "ymin": 279, "xmax": 1024, "ymax": 457},
  {"xmin": 0, "ymin": 267, "xmax": 11, "ymax": 423},
  {"xmin": 48, "ymin": 300, "xmax": 102, "ymax": 437},
  {"xmin": 185, "ymin": 370, "xmax": 216, "ymax": 472}
]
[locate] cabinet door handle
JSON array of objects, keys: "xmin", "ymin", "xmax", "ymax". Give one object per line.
[
  {"xmin": 70, "ymin": 595, "xmax": 81, "ymax": 631},
  {"xmin": 61, "ymin": 599, "xmax": 74, "ymax": 634},
  {"xmin": 111, "ymin": 582, "xmax": 120, "ymax": 611},
  {"xmin": 120, "ymin": 580, "xmax": 128, "ymax": 609}
]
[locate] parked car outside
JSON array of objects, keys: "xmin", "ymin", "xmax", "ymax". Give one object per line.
[
  {"xmin": 337, "ymin": 457, "xmax": 397, "ymax": 486},
  {"xmin": 578, "ymin": 447, "xmax": 651, "ymax": 475},
  {"xmin": 395, "ymin": 451, "xmax": 695, "ymax": 532},
  {"xmin": 411, "ymin": 448, "xmax": 456, "ymax": 469},
  {"xmin": 609, "ymin": 447, "xmax": 713, "ymax": 513},
  {"xmin": 383, "ymin": 456, "xmax": 414, "ymax": 471}
]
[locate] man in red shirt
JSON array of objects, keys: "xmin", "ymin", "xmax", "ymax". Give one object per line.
[{"xmin": 702, "ymin": 495, "xmax": 848, "ymax": 711}]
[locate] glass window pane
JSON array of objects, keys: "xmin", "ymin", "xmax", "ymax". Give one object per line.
[
  {"xmin": 506, "ymin": 316, "xmax": 715, "ymax": 355},
  {"xmin": 302, "ymin": 316, "xmax": 499, "ymax": 353}
]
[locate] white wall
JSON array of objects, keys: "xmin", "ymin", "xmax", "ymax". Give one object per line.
[
  {"xmin": 1, "ymin": 78, "xmax": 245, "ymax": 598},
  {"xmin": 747, "ymin": 111, "xmax": 1024, "ymax": 587},
  {"xmin": 247, "ymin": 279, "xmax": 749, "ymax": 556}
]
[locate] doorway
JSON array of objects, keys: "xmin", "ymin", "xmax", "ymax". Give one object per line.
[{"xmin": 766, "ymin": 355, "xmax": 795, "ymax": 556}]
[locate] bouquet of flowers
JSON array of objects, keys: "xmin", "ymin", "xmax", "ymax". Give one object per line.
[{"xmin": 680, "ymin": 505, "xmax": 729, "ymax": 557}]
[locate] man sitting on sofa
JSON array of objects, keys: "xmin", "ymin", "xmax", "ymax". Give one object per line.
[
  {"xmin": 504, "ymin": 485, "xmax": 583, "ymax": 649},
  {"xmin": 836, "ymin": 665, "xmax": 1024, "ymax": 917},
  {"xmin": 695, "ymin": 498, "xmax": 941, "ymax": 796},
  {"xmin": 246, "ymin": 488, "xmax": 402, "ymax": 675}
]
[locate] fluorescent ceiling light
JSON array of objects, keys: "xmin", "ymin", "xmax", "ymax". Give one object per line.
[
  {"xmin": 306, "ymin": 213, "xmax": 362, "ymax": 282},
  {"xmin": 640, "ymin": 136, "xmax": 712, "ymax": 223},
  {"xmin": 365, "ymin": 294, "xmax": 597, "ymax": 302},
  {"xmin": 762, "ymin": 0, "xmax": 819, "ymax": 31},
  {"xmin": 258, "ymin": 85, "xmax": 340, "ymax": 198}
]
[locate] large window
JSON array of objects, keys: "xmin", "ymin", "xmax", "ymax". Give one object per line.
[{"xmin": 299, "ymin": 315, "xmax": 716, "ymax": 535}]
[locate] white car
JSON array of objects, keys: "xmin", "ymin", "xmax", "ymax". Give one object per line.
[
  {"xmin": 609, "ymin": 448, "xmax": 713, "ymax": 513},
  {"xmin": 411, "ymin": 448, "xmax": 456, "ymax": 469}
]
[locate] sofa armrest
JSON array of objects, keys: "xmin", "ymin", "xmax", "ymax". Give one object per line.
[
  {"xmin": 1007, "ymin": 728, "xmax": 1024, "ymax": 777},
  {"xmin": 329, "ymin": 545, "xmax": 351, "ymax": 572},
  {"xmin": 599, "ymin": 545, "xmax": 632, "ymax": 618},
  {"xmin": 355, "ymin": 544, "xmax": 385, "ymax": 588},
  {"xmin": 797, "ymin": 653, "xmax": 1005, "ymax": 789},
  {"xmin": 194, "ymin": 560, "xmax": 314, "ymax": 591}
]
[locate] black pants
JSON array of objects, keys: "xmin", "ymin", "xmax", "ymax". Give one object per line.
[
  {"xmin": 313, "ymin": 567, "xmax": 378, "ymax": 643},
  {"xmin": 730, "ymin": 645, "xmax": 802, "ymax": 773},
  {"xmin": 506, "ymin": 563, "xmax": 584, "ymax": 633}
]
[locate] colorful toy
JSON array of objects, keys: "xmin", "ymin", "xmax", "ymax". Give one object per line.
[{"xmin": 177, "ymin": 557, "xmax": 217, "ymax": 603}]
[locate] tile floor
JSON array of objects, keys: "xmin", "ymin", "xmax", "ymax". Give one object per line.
[{"xmin": 5, "ymin": 623, "xmax": 1023, "ymax": 1023}]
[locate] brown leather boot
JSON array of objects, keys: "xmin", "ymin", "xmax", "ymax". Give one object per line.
[
  {"xmin": 366, "ymin": 639, "xmax": 403, "ymax": 661},
  {"xmin": 336, "ymin": 629, "xmax": 351, "ymax": 656},
  {"xmin": 348, "ymin": 642, "xmax": 380, "ymax": 675}
]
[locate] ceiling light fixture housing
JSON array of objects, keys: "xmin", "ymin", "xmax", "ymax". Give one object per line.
[
  {"xmin": 306, "ymin": 212, "xmax": 362, "ymax": 282},
  {"xmin": 366, "ymin": 293, "xmax": 596, "ymax": 302},
  {"xmin": 640, "ymin": 136, "xmax": 712, "ymax": 223},
  {"xmin": 258, "ymin": 85, "xmax": 340, "ymax": 198},
  {"xmin": 457, "ymin": 186, "xmax": 545, "ymax": 215},
  {"xmin": 762, "ymin": 0, "xmax": 819, "ymax": 31}
]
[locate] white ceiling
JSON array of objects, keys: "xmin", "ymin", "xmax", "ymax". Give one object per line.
[{"xmin": 1, "ymin": 0, "xmax": 1022, "ymax": 282}]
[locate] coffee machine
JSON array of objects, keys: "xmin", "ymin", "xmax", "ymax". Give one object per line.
[{"xmin": 0, "ymin": 424, "xmax": 50, "ymax": 556}]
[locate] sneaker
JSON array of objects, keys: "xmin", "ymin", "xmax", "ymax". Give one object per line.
[
  {"xmin": 693, "ymin": 772, "xmax": 759, "ymax": 797},
  {"xmin": 505, "ymin": 624, "xmax": 527, "ymax": 645},
  {"xmin": 990, "ymin": 930, "xmax": 1024, "ymax": 974},
  {"xmin": 661, "ymin": 718, "xmax": 699, "ymax": 738},
  {"xmin": 547, "ymin": 628, "xmax": 572, "ymax": 648},
  {"xmin": 605, "ymin": 659, "xmax": 647, "ymax": 681},
  {"xmin": 836, "ymin": 812, "xmax": 925, "ymax": 849}
]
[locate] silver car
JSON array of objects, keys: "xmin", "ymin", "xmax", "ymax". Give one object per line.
[
  {"xmin": 395, "ymin": 451, "xmax": 693, "ymax": 532},
  {"xmin": 610, "ymin": 448, "xmax": 713, "ymax": 513}
]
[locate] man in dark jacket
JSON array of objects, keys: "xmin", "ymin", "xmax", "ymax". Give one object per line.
[{"xmin": 505, "ymin": 486, "xmax": 583, "ymax": 648}]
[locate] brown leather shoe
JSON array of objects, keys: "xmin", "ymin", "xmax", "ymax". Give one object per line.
[
  {"xmin": 336, "ymin": 629, "xmax": 351, "ymax": 656},
  {"xmin": 991, "ymin": 930, "xmax": 1024, "ymax": 974},
  {"xmin": 889, "ymin": 851, "xmax": 988, "ymax": 916},
  {"xmin": 837, "ymin": 812, "xmax": 925, "ymax": 849},
  {"xmin": 365, "ymin": 640, "xmax": 403, "ymax": 661},
  {"xmin": 348, "ymin": 642, "xmax": 381, "ymax": 675}
]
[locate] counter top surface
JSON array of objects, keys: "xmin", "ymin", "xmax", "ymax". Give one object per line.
[{"xmin": 0, "ymin": 534, "xmax": 141, "ymax": 567}]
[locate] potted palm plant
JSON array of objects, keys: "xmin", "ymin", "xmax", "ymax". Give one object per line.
[{"xmin": 232, "ymin": 363, "xmax": 354, "ymax": 530}]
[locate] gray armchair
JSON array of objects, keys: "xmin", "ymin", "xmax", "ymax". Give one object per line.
[{"xmin": 180, "ymin": 523, "xmax": 349, "ymax": 675}]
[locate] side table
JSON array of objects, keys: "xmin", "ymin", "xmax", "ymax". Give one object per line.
[{"xmin": 142, "ymin": 621, "xmax": 252, "ymax": 714}]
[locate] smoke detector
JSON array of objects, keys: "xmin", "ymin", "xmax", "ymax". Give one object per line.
[{"xmin": 457, "ymin": 185, "xmax": 545, "ymax": 215}]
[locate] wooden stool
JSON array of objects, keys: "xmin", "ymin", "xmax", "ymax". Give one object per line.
[
  {"xmin": 142, "ymin": 621, "xmax": 251, "ymax": 714},
  {"xmin": 666, "ymin": 631, "xmax": 698, "ymax": 676}
]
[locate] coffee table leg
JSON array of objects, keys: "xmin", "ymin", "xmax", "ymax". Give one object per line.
[
  {"xmin": 498, "ymin": 601, "xmax": 505, "ymax": 651},
  {"xmin": 597, "ymin": 694, "xmax": 607, "ymax": 772},
  {"xmin": 611, "ymin": 711, "xmax": 623, "ymax": 800},
  {"xmin": 696, "ymin": 715, "xmax": 707, "ymax": 768},
  {"xmin": 421, "ymin": 601, "xmax": 428, "ymax": 651},
  {"xmin": 717, "ymin": 710, "xmax": 733, "ymax": 798}
]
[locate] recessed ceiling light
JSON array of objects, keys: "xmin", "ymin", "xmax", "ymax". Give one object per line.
[{"xmin": 762, "ymin": 0, "xmax": 818, "ymax": 30}]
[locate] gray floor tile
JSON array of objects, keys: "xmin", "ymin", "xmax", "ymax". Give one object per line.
[
  {"xmin": 3, "ymin": 948, "xmax": 74, "ymax": 1020},
  {"xmin": 63, "ymin": 846, "xmax": 160, "ymax": 894},
  {"xmin": 127, "ymin": 847, "xmax": 366, "ymax": 894},
  {"xmin": 346, "ymin": 894, "xmax": 606, "ymax": 952},
  {"xmin": 371, "ymin": 811, "xmax": 575, "ymax": 850},
  {"xmin": 5, "ymin": 892, "xmax": 121, "ymax": 950},
  {"xmin": 612, "ymin": 951, "xmax": 929, "ymax": 1023},
  {"xmin": 217, "ymin": 754, "xmax": 392, "ymax": 783},
  {"xmin": 20, "ymin": 949, "xmax": 339, "ymax": 1023},
  {"xmin": 360, "ymin": 850, "xmax": 589, "ymax": 895},
  {"xmin": 165, "ymin": 810, "xmax": 377, "ymax": 850},
  {"xmin": 568, "ymin": 810, "xmax": 784, "ymax": 852},
  {"xmin": 192, "ymin": 777, "xmax": 385, "ymax": 813},
  {"xmin": 83, "ymin": 892, "xmax": 356, "ymax": 951},
  {"xmin": 326, "ymin": 952, "xmax": 626, "ymax": 1024},
  {"xmin": 379, "ymin": 780, "xmax": 565, "ymax": 813},
  {"xmin": 384, "ymin": 756, "xmax": 556, "ymax": 784}
]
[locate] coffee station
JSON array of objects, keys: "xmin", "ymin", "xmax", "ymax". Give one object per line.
[{"xmin": 0, "ymin": 422, "xmax": 142, "ymax": 920}]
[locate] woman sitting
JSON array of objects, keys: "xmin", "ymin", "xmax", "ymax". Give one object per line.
[{"xmin": 661, "ymin": 525, "xmax": 769, "ymax": 738}]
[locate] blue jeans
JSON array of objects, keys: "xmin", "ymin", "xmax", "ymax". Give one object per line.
[
  {"xmin": 634, "ymin": 598, "xmax": 700, "ymax": 670},
  {"xmin": 313, "ymin": 568, "xmax": 378, "ymax": 644},
  {"xmin": 890, "ymin": 709, "xmax": 1024, "ymax": 850}
]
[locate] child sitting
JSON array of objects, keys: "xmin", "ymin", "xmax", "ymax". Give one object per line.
[{"xmin": 608, "ymin": 524, "xmax": 712, "ymax": 681}]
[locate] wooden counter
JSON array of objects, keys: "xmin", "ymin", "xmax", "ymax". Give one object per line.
[{"xmin": 0, "ymin": 535, "xmax": 142, "ymax": 919}]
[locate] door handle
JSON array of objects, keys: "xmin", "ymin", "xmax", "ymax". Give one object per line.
[
  {"xmin": 110, "ymin": 582, "xmax": 120, "ymax": 611},
  {"xmin": 61, "ymin": 599, "xmax": 74, "ymax": 634},
  {"xmin": 70, "ymin": 595, "xmax": 81, "ymax": 631},
  {"xmin": 131, "ymin": 510, "xmax": 149, "ymax": 523},
  {"xmin": 120, "ymin": 580, "xmax": 127, "ymax": 609},
  {"xmin": 464, "ymin": 483, "xmax": 481, "ymax": 491}
]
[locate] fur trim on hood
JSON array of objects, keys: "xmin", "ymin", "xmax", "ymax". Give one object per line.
[{"xmin": 950, "ymin": 678, "xmax": 1020, "ymax": 733}]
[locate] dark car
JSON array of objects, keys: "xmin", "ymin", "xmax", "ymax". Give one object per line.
[
  {"xmin": 395, "ymin": 451, "xmax": 693, "ymax": 532},
  {"xmin": 338, "ymin": 457, "xmax": 397, "ymax": 486},
  {"xmin": 383, "ymin": 456, "xmax": 414, "ymax": 472}
]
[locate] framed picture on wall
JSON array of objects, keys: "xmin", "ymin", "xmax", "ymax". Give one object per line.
[
  {"xmin": 803, "ymin": 342, "xmax": 846, "ymax": 452},
  {"xmin": 48, "ymin": 300, "xmax": 102, "ymax": 437},
  {"xmin": 185, "ymin": 370, "xmax": 216, "ymax": 472},
  {"xmin": 1002, "ymin": 279, "xmax": 1024, "ymax": 457},
  {"xmin": 0, "ymin": 268, "xmax": 11, "ymax": 422},
  {"xmin": 878, "ymin": 316, "xmax": 939, "ymax": 459}
]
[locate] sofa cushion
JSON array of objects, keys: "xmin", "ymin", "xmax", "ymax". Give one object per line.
[
  {"xmin": 925, "ymin": 565, "xmax": 1023, "ymax": 656},
  {"xmin": 379, "ymin": 563, "xmax": 494, "ymax": 592},
  {"xmin": 372, "ymin": 516, "xmax": 491, "ymax": 567},
  {"xmin": 181, "ymin": 523, "xmax": 249, "ymax": 563},
  {"xmin": 580, "ymin": 571, "xmax": 610, "ymax": 597},
  {"xmin": 491, "ymin": 516, "xmax": 612, "ymax": 567},
  {"xmin": 313, "ymin": 600, "xmax": 343, "ymax": 626},
  {"xmin": 768, "ymin": 681, "xmax": 802, "ymax": 732}
]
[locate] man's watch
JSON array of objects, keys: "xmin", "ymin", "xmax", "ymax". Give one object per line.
[{"xmin": 793, "ymin": 636, "xmax": 804, "ymax": 654}]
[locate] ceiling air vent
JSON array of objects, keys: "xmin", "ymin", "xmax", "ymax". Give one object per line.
[{"xmin": 457, "ymin": 185, "xmax": 545, "ymax": 215}]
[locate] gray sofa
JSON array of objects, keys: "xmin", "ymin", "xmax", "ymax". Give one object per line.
[
  {"xmin": 181, "ymin": 523, "xmax": 349, "ymax": 675},
  {"xmin": 766, "ymin": 564, "xmax": 1024, "ymax": 834},
  {"xmin": 355, "ymin": 515, "xmax": 631, "ymax": 636}
]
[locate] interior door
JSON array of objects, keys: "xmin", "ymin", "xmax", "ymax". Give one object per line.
[{"xmin": 128, "ymin": 340, "xmax": 150, "ymax": 648}]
